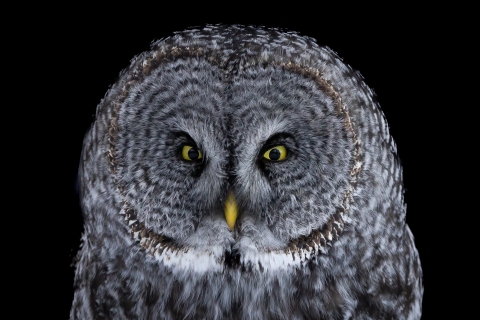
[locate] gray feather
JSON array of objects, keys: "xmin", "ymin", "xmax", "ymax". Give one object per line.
[{"xmin": 71, "ymin": 25, "xmax": 423, "ymax": 319}]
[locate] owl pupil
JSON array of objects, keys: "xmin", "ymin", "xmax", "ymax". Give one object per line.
[
  {"xmin": 269, "ymin": 148, "xmax": 281, "ymax": 160},
  {"xmin": 188, "ymin": 148, "xmax": 199, "ymax": 159}
]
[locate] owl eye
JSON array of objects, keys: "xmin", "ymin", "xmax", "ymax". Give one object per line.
[
  {"xmin": 263, "ymin": 146, "xmax": 287, "ymax": 161},
  {"xmin": 181, "ymin": 146, "xmax": 203, "ymax": 161}
]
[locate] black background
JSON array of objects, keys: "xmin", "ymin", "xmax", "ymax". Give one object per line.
[{"xmin": 38, "ymin": 5, "xmax": 452, "ymax": 319}]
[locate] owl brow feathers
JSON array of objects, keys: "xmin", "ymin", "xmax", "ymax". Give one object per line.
[{"xmin": 106, "ymin": 45, "xmax": 362, "ymax": 268}]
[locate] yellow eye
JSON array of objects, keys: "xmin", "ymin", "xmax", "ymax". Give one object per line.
[
  {"xmin": 182, "ymin": 146, "xmax": 203, "ymax": 161},
  {"xmin": 263, "ymin": 145, "xmax": 287, "ymax": 161}
]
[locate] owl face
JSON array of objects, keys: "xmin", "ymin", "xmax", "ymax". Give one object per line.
[{"xmin": 108, "ymin": 44, "xmax": 358, "ymax": 272}]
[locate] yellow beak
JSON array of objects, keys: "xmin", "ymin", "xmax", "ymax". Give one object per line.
[{"xmin": 224, "ymin": 192, "xmax": 238, "ymax": 230}]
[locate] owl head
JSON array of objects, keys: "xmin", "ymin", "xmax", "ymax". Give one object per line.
[{"xmin": 74, "ymin": 25, "xmax": 422, "ymax": 319}]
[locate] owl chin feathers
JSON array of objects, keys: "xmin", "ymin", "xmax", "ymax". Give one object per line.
[{"xmin": 71, "ymin": 25, "xmax": 423, "ymax": 319}]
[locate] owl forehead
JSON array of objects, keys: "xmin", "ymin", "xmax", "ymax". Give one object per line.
[
  {"xmin": 118, "ymin": 58, "xmax": 227, "ymax": 149},
  {"xmin": 228, "ymin": 65, "xmax": 339, "ymax": 142},
  {"xmin": 122, "ymin": 58, "xmax": 337, "ymax": 130},
  {"xmin": 124, "ymin": 58, "xmax": 225, "ymax": 116}
]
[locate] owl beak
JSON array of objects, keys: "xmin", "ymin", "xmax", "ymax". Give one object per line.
[{"xmin": 224, "ymin": 192, "xmax": 238, "ymax": 230}]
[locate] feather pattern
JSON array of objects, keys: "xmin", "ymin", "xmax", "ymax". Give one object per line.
[{"xmin": 71, "ymin": 25, "xmax": 423, "ymax": 319}]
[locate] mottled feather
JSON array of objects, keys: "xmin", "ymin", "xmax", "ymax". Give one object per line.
[{"xmin": 71, "ymin": 25, "xmax": 423, "ymax": 319}]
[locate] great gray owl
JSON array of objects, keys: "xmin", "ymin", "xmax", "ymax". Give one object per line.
[{"xmin": 71, "ymin": 25, "xmax": 423, "ymax": 319}]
